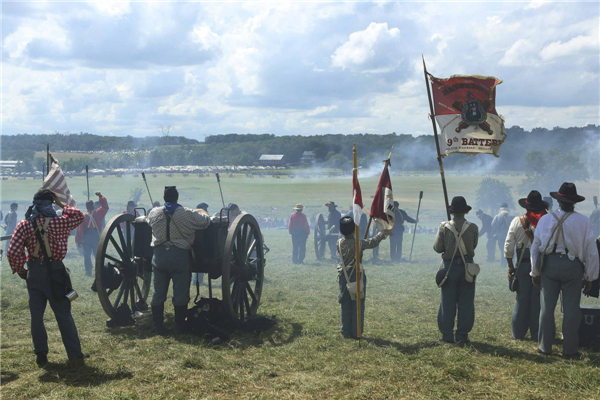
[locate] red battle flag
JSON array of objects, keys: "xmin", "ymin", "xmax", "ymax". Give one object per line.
[
  {"xmin": 370, "ymin": 161, "xmax": 395, "ymax": 231},
  {"xmin": 429, "ymin": 74, "xmax": 506, "ymax": 157}
]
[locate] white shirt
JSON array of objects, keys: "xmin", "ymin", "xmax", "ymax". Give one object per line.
[
  {"xmin": 147, "ymin": 206, "xmax": 210, "ymax": 250},
  {"xmin": 504, "ymin": 216, "xmax": 535, "ymax": 259},
  {"xmin": 530, "ymin": 208, "xmax": 599, "ymax": 280}
]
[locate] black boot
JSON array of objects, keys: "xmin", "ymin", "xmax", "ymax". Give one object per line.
[
  {"xmin": 174, "ymin": 305, "xmax": 188, "ymax": 334},
  {"xmin": 152, "ymin": 304, "xmax": 169, "ymax": 336}
]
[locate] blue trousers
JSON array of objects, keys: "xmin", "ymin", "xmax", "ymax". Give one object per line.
[
  {"xmin": 81, "ymin": 229, "xmax": 99, "ymax": 276},
  {"xmin": 338, "ymin": 273, "xmax": 366, "ymax": 338},
  {"xmin": 511, "ymin": 261, "xmax": 540, "ymax": 340},
  {"xmin": 291, "ymin": 231, "xmax": 308, "ymax": 264},
  {"xmin": 151, "ymin": 245, "xmax": 191, "ymax": 307},
  {"xmin": 27, "ymin": 262, "xmax": 83, "ymax": 358},
  {"xmin": 438, "ymin": 257, "xmax": 475, "ymax": 343},
  {"xmin": 539, "ymin": 254, "xmax": 583, "ymax": 355},
  {"xmin": 390, "ymin": 231, "xmax": 404, "ymax": 262}
]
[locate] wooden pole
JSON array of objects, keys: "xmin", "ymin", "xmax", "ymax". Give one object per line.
[
  {"xmin": 353, "ymin": 144, "xmax": 362, "ymax": 342},
  {"xmin": 422, "ymin": 56, "xmax": 451, "ymax": 221},
  {"xmin": 86, "ymin": 165, "xmax": 90, "ymax": 200},
  {"xmin": 409, "ymin": 191, "xmax": 424, "ymax": 261},
  {"xmin": 46, "ymin": 143, "xmax": 50, "ymax": 177}
]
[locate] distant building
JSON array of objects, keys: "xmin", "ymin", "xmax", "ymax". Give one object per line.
[
  {"xmin": 0, "ymin": 160, "xmax": 19, "ymax": 172},
  {"xmin": 259, "ymin": 154, "xmax": 285, "ymax": 167},
  {"xmin": 300, "ymin": 151, "xmax": 316, "ymax": 163}
]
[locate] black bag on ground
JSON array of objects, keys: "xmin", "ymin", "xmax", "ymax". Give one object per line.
[{"xmin": 186, "ymin": 298, "xmax": 231, "ymax": 340}]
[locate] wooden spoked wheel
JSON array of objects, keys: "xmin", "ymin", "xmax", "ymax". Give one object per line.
[
  {"xmin": 95, "ymin": 213, "xmax": 151, "ymax": 320},
  {"xmin": 221, "ymin": 214, "xmax": 265, "ymax": 323},
  {"xmin": 313, "ymin": 214, "xmax": 327, "ymax": 261}
]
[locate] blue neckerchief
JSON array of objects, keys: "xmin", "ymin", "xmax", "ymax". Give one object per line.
[
  {"xmin": 163, "ymin": 202, "xmax": 182, "ymax": 215},
  {"xmin": 25, "ymin": 200, "xmax": 58, "ymax": 221}
]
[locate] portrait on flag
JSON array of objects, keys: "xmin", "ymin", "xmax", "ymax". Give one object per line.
[{"xmin": 428, "ymin": 74, "xmax": 506, "ymax": 157}]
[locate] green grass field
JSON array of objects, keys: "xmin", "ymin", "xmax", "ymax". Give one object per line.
[{"xmin": 1, "ymin": 173, "xmax": 600, "ymax": 399}]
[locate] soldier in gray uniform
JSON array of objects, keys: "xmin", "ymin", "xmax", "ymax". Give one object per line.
[
  {"xmin": 147, "ymin": 187, "xmax": 210, "ymax": 335},
  {"xmin": 336, "ymin": 214, "xmax": 389, "ymax": 338},
  {"xmin": 4, "ymin": 203, "xmax": 18, "ymax": 253},
  {"xmin": 492, "ymin": 203, "xmax": 515, "ymax": 267},
  {"xmin": 434, "ymin": 196, "xmax": 479, "ymax": 344},
  {"xmin": 390, "ymin": 201, "xmax": 417, "ymax": 262},
  {"xmin": 504, "ymin": 191, "xmax": 548, "ymax": 340},
  {"xmin": 532, "ymin": 183, "xmax": 599, "ymax": 356},
  {"xmin": 476, "ymin": 209, "xmax": 495, "ymax": 262}
]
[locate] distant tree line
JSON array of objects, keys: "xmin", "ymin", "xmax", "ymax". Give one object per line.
[
  {"xmin": 1, "ymin": 132, "xmax": 198, "ymax": 153},
  {"xmin": 4, "ymin": 126, "xmax": 598, "ymax": 185}
]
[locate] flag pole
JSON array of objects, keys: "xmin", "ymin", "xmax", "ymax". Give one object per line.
[
  {"xmin": 353, "ymin": 144, "xmax": 362, "ymax": 345},
  {"xmin": 409, "ymin": 191, "xmax": 424, "ymax": 261},
  {"xmin": 422, "ymin": 56, "xmax": 451, "ymax": 221},
  {"xmin": 363, "ymin": 145, "xmax": 394, "ymax": 240},
  {"xmin": 46, "ymin": 143, "xmax": 50, "ymax": 178},
  {"xmin": 86, "ymin": 165, "xmax": 90, "ymax": 200}
]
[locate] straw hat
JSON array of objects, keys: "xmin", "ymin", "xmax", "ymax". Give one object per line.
[{"xmin": 294, "ymin": 203, "xmax": 304, "ymax": 210}]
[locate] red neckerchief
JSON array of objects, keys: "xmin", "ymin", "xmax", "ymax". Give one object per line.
[{"xmin": 525, "ymin": 210, "xmax": 547, "ymax": 227}]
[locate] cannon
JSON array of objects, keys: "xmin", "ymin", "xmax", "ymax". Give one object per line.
[
  {"xmin": 94, "ymin": 208, "xmax": 266, "ymax": 326},
  {"xmin": 313, "ymin": 214, "xmax": 339, "ymax": 261}
]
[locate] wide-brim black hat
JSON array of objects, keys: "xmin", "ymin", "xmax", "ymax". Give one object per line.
[
  {"xmin": 550, "ymin": 182, "xmax": 585, "ymax": 204},
  {"xmin": 325, "ymin": 201, "xmax": 337, "ymax": 208},
  {"xmin": 518, "ymin": 190, "xmax": 549, "ymax": 211},
  {"xmin": 448, "ymin": 196, "xmax": 472, "ymax": 213}
]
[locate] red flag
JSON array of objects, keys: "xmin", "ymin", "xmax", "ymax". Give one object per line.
[
  {"xmin": 353, "ymin": 173, "xmax": 363, "ymax": 226},
  {"xmin": 370, "ymin": 162, "xmax": 395, "ymax": 231},
  {"xmin": 43, "ymin": 159, "xmax": 77, "ymax": 208},
  {"xmin": 428, "ymin": 74, "xmax": 506, "ymax": 157}
]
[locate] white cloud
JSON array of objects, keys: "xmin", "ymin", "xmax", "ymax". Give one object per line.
[
  {"xmin": 314, "ymin": 122, "xmax": 335, "ymax": 130},
  {"xmin": 1, "ymin": 1, "xmax": 598, "ymax": 137},
  {"xmin": 525, "ymin": 0, "xmax": 546, "ymax": 10},
  {"xmin": 331, "ymin": 22, "xmax": 401, "ymax": 72},
  {"xmin": 190, "ymin": 25, "xmax": 221, "ymax": 50},
  {"xmin": 307, "ymin": 105, "xmax": 338, "ymax": 116},
  {"xmin": 3, "ymin": 18, "xmax": 70, "ymax": 59},
  {"xmin": 89, "ymin": 1, "xmax": 131, "ymax": 17},
  {"xmin": 540, "ymin": 31, "xmax": 599, "ymax": 60},
  {"xmin": 499, "ymin": 39, "xmax": 540, "ymax": 67}
]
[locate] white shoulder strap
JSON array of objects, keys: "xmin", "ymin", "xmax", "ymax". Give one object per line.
[
  {"xmin": 337, "ymin": 240, "xmax": 362, "ymax": 283},
  {"xmin": 547, "ymin": 211, "xmax": 573, "ymax": 254}
]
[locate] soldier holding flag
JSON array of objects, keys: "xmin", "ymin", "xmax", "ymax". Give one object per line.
[{"xmin": 336, "ymin": 215, "xmax": 388, "ymax": 338}]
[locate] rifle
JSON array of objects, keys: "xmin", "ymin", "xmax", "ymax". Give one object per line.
[{"xmin": 409, "ymin": 191, "xmax": 423, "ymax": 261}]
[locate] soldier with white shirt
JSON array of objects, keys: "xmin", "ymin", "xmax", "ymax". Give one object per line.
[
  {"xmin": 531, "ymin": 182, "xmax": 600, "ymax": 357},
  {"xmin": 505, "ymin": 190, "xmax": 548, "ymax": 341}
]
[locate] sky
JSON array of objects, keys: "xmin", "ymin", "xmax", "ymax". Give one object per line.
[{"xmin": 1, "ymin": 1, "xmax": 599, "ymax": 140}]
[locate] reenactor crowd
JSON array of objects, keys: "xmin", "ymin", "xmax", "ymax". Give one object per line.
[{"xmin": 2, "ymin": 181, "xmax": 599, "ymax": 367}]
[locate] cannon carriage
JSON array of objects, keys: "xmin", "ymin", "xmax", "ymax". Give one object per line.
[{"xmin": 94, "ymin": 208, "xmax": 266, "ymax": 327}]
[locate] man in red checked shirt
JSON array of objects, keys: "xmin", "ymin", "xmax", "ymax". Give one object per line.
[
  {"xmin": 8, "ymin": 189, "xmax": 88, "ymax": 367},
  {"xmin": 76, "ymin": 192, "xmax": 109, "ymax": 276},
  {"xmin": 289, "ymin": 203, "xmax": 310, "ymax": 264}
]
